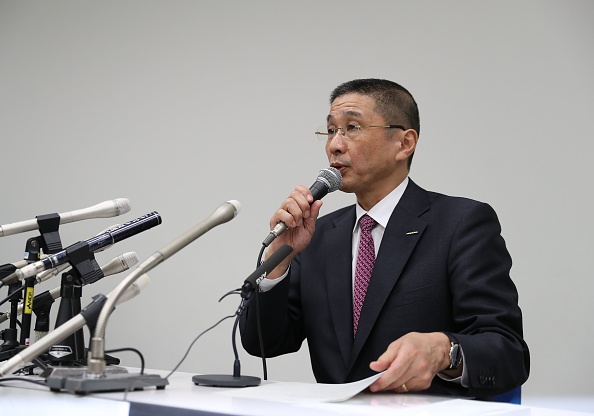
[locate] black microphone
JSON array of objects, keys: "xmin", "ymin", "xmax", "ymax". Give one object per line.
[
  {"xmin": 0, "ymin": 212, "xmax": 161, "ymax": 287},
  {"xmin": 242, "ymin": 244, "xmax": 294, "ymax": 296},
  {"xmin": 192, "ymin": 244, "xmax": 294, "ymax": 388},
  {"xmin": 262, "ymin": 167, "xmax": 342, "ymax": 247}
]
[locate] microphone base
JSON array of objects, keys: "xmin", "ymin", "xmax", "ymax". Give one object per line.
[
  {"xmin": 192, "ymin": 374, "xmax": 261, "ymax": 388},
  {"xmin": 45, "ymin": 366, "xmax": 168, "ymax": 394}
]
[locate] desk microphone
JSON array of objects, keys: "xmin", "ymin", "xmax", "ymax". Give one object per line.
[
  {"xmin": 193, "ymin": 244, "xmax": 294, "ymax": 388},
  {"xmin": 39, "ymin": 200, "xmax": 241, "ymax": 394}
]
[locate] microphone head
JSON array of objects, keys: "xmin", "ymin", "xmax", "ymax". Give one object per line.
[
  {"xmin": 114, "ymin": 198, "xmax": 132, "ymax": 215},
  {"xmin": 226, "ymin": 200, "xmax": 241, "ymax": 218},
  {"xmin": 121, "ymin": 251, "xmax": 140, "ymax": 269},
  {"xmin": 317, "ymin": 167, "xmax": 342, "ymax": 193}
]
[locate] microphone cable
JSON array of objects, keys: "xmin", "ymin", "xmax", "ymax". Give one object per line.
[{"xmin": 254, "ymin": 243, "xmax": 268, "ymax": 381}]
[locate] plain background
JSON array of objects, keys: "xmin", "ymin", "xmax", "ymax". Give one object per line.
[{"xmin": 1, "ymin": 0, "xmax": 592, "ymax": 401}]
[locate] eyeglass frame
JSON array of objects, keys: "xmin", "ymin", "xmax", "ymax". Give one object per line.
[{"xmin": 315, "ymin": 124, "xmax": 407, "ymax": 141}]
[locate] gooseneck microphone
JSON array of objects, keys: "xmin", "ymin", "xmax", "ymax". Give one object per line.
[
  {"xmin": 0, "ymin": 274, "xmax": 151, "ymax": 378},
  {"xmin": 193, "ymin": 243, "xmax": 294, "ymax": 388},
  {"xmin": 242, "ymin": 244, "xmax": 294, "ymax": 296},
  {"xmin": 86, "ymin": 200, "xmax": 241, "ymax": 379},
  {"xmin": 262, "ymin": 167, "xmax": 342, "ymax": 247},
  {"xmin": 0, "ymin": 212, "xmax": 161, "ymax": 287},
  {"xmin": 0, "ymin": 198, "xmax": 131, "ymax": 237}
]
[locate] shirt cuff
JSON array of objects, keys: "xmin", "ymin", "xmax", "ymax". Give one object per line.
[
  {"xmin": 437, "ymin": 346, "xmax": 469, "ymax": 388},
  {"xmin": 257, "ymin": 265, "xmax": 290, "ymax": 292}
]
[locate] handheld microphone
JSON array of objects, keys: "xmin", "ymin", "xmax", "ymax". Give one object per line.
[
  {"xmin": 0, "ymin": 198, "xmax": 131, "ymax": 237},
  {"xmin": 0, "ymin": 212, "xmax": 161, "ymax": 287},
  {"xmin": 262, "ymin": 167, "xmax": 341, "ymax": 246}
]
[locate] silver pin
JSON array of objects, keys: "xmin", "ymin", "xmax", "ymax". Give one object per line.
[{"xmin": 405, "ymin": 231, "xmax": 419, "ymax": 235}]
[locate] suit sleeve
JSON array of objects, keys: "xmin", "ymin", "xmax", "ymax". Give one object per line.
[
  {"xmin": 447, "ymin": 201, "xmax": 530, "ymax": 397},
  {"xmin": 239, "ymin": 257, "xmax": 306, "ymax": 358}
]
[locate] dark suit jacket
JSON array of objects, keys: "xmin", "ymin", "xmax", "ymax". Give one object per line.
[{"xmin": 240, "ymin": 179, "xmax": 529, "ymax": 398}]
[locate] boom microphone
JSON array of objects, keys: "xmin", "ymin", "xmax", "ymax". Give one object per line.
[
  {"xmin": 0, "ymin": 212, "xmax": 161, "ymax": 287},
  {"xmin": 262, "ymin": 167, "xmax": 342, "ymax": 246},
  {"xmin": 0, "ymin": 198, "xmax": 131, "ymax": 237}
]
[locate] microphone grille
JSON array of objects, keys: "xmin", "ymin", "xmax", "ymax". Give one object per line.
[
  {"xmin": 318, "ymin": 167, "xmax": 342, "ymax": 193},
  {"xmin": 114, "ymin": 198, "xmax": 132, "ymax": 215}
]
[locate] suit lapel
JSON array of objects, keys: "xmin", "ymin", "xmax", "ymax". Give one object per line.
[
  {"xmin": 348, "ymin": 180, "xmax": 430, "ymax": 371},
  {"xmin": 324, "ymin": 208, "xmax": 356, "ymax": 368}
]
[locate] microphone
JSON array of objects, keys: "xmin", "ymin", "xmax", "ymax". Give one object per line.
[
  {"xmin": 262, "ymin": 167, "xmax": 341, "ymax": 246},
  {"xmin": 85, "ymin": 200, "xmax": 241, "ymax": 379},
  {"xmin": 0, "ymin": 252, "xmax": 139, "ymax": 326},
  {"xmin": 33, "ymin": 200, "xmax": 240, "ymax": 393},
  {"xmin": 0, "ymin": 212, "xmax": 161, "ymax": 287},
  {"xmin": 0, "ymin": 273, "xmax": 151, "ymax": 378},
  {"xmin": 242, "ymin": 244, "xmax": 294, "ymax": 295},
  {"xmin": 0, "ymin": 198, "xmax": 131, "ymax": 237},
  {"xmin": 193, "ymin": 244, "xmax": 294, "ymax": 388}
]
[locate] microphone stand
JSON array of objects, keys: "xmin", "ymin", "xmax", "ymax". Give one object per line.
[
  {"xmin": 0, "ymin": 216, "xmax": 63, "ymax": 361},
  {"xmin": 44, "ymin": 201, "xmax": 240, "ymax": 394},
  {"xmin": 191, "ymin": 293, "xmax": 261, "ymax": 387},
  {"xmin": 192, "ymin": 244, "xmax": 293, "ymax": 388},
  {"xmin": 46, "ymin": 241, "xmax": 107, "ymax": 367}
]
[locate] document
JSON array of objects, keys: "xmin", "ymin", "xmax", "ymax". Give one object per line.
[{"xmin": 216, "ymin": 372, "xmax": 383, "ymax": 403}]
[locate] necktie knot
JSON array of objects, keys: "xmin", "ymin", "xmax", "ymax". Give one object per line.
[{"xmin": 359, "ymin": 214, "xmax": 376, "ymax": 233}]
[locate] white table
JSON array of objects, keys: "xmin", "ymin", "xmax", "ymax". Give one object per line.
[{"xmin": 1, "ymin": 368, "xmax": 592, "ymax": 416}]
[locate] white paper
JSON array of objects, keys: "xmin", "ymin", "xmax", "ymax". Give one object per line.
[{"xmin": 216, "ymin": 372, "xmax": 384, "ymax": 403}]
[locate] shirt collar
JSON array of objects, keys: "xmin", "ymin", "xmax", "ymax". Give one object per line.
[{"xmin": 355, "ymin": 177, "xmax": 409, "ymax": 230}]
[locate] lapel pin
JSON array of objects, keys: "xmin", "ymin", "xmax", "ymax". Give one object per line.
[{"xmin": 405, "ymin": 231, "xmax": 419, "ymax": 235}]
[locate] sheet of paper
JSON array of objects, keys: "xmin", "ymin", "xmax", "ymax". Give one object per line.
[{"xmin": 216, "ymin": 372, "xmax": 383, "ymax": 403}]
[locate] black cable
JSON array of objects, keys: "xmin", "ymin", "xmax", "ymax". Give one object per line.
[
  {"xmin": 254, "ymin": 244, "xmax": 268, "ymax": 380},
  {"xmin": 164, "ymin": 313, "xmax": 236, "ymax": 380},
  {"xmin": 0, "ymin": 377, "xmax": 47, "ymax": 387},
  {"xmin": 105, "ymin": 347, "xmax": 146, "ymax": 374},
  {"xmin": 0, "ymin": 285, "xmax": 24, "ymax": 308}
]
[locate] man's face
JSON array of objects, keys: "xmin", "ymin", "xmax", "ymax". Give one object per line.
[{"xmin": 325, "ymin": 93, "xmax": 405, "ymax": 205}]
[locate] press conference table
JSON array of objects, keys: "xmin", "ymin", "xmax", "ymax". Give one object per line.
[{"xmin": 1, "ymin": 368, "xmax": 592, "ymax": 416}]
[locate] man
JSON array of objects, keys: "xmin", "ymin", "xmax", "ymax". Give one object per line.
[{"xmin": 240, "ymin": 79, "xmax": 529, "ymax": 398}]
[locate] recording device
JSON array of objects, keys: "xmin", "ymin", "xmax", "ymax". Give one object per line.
[
  {"xmin": 0, "ymin": 198, "xmax": 131, "ymax": 237},
  {"xmin": 262, "ymin": 167, "xmax": 342, "ymax": 246},
  {"xmin": 0, "ymin": 212, "xmax": 161, "ymax": 287}
]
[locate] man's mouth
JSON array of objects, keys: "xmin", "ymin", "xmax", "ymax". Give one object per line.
[{"xmin": 330, "ymin": 163, "xmax": 348, "ymax": 174}]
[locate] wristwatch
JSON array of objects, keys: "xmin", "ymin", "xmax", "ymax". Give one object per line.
[{"xmin": 445, "ymin": 333, "xmax": 462, "ymax": 370}]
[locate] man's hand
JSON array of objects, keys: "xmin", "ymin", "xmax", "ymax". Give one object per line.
[
  {"xmin": 368, "ymin": 332, "xmax": 458, "ymax": 393},
  {"xmin": 265, "ymin": 185, "xmax": 322, "ymax": 279}
]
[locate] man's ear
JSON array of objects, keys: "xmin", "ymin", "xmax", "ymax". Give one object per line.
[{"xmin": 396, "ymin": 129, "xmax": 418, "ymax": 161}]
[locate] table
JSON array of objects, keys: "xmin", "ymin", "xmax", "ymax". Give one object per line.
[{"xmin": 1, "ymin": 368, "xmax": 592, "ymax": 416}]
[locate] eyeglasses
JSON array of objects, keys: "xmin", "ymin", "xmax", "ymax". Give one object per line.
[{"xmin": 315, "ymin": 124, "xmax": 406, "ymax": 141}]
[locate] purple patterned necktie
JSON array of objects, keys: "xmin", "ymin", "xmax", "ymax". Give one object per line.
[{"xmin": 353, "ymin": 214, "xmax": 376, "ymax": 336}]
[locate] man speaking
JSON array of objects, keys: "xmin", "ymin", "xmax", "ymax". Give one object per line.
[{"xmin": 240, "ymin": 78, "xmax": 529, "ymax": 398}]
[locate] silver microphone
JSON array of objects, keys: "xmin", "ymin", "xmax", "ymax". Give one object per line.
[{"xmin": 0, "ymin": 198, "xmax": 131, "ymax": 237}]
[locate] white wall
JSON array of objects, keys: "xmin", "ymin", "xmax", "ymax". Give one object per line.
[{"xmin": 1, "ymin": 0, "xmax": 592, "ymax": 398}]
